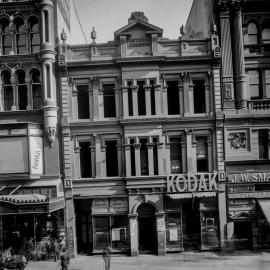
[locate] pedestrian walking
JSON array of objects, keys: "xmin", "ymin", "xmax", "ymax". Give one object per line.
[
  {"xmin": 102, "ymin": 245, "xmax": 112, "ymax": 270},
  {"xmin": 60, "ymin": 248, "xmax": 70, "ymax": 270},
  {"xmin": 53, "ymin": 239, "xmax": 60, "ymax": 262}
]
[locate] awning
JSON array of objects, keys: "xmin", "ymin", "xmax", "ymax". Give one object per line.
[
  {"xmin": 258, "ymin": 199, "xmax": 270, "ymax": 223},
  {"xmin": 167, "ymin": 192, "xmax": 217, "ymax": 199},
  {"xmin": 0, "ymin": 194, "xmax": 65, "ymax": 215}
]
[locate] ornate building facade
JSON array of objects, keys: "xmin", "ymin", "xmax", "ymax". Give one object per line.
[
  {"xmin": 58, "ymin": 11, "xmax": 226, "ymax": 256},
  {"xmin": 0, "ymin": 0, "xmax": 70, "ymax": 254},
  {"xmin": 186, "ymin": 0, "xmax": 270, "ymax": 250}
]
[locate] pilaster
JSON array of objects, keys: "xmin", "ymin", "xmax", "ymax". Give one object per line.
[
  {"xmin": 182, "ymin": 73, "xmax": 190, "ymax": 116},
  {"xmin": 71, "ymin": 81, "xmax": 78, "ymax": 120},
  {"xmin": 131, "ymin": 85, "xmax": 138, "ymax": 116},
  {"xmin": 155, "ymin": 212, "xmax": 166, "ymax": 256},
  {"xmin": 124, "ymin": 144, "xmax": 131, "ymax": 177},
  {"xmin": 154, "ymin": 84, "xmax": 161, "ymax": 116},
  {"xmin": 73, "ymin": 139, "xmax": 81, "ymax": 179},
  {"xmin": 156, "ymin": 142, "xmax": 164, "ymax": 175},
  {"xmin": 144, "ymin": 84, "xmax": 151, "ymax": 116},
  {"xmin": 129, "ymin": 213, "xmax": 139, "ymax": 256},
  {"xmin": 146, "ymin": 142, "xmax": 154, "ymax": 176},
  {"xmin": 134, "ymin": 143, "xmax": 141, "ymax": 176}
]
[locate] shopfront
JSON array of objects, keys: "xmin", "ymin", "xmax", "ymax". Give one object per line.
[
  {"xmin": 227, "ymin": 172, "xmax": 270, "ymax": 250},
  {"xmin": 166, "ymin": 173, "xmax": 220, "ymax": 251},
  {"xmin": 75, "ymin": 197, "xmax": 130, "ymax": 254}
]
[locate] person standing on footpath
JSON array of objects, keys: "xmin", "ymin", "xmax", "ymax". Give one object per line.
[
  {"xmin": 102, "ymin": 244, "xmax": 112, "ymax": 270},
  {"xmin": 60, "ymin": 248, "xmax": 70, "ymax": 270}
]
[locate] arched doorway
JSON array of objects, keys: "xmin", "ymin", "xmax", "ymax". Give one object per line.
[{"xmin": 137, "ymin": 203, "xmax": 157, "ymax": 254}]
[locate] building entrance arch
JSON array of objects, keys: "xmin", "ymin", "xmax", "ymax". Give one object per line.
[{"xmin": 137, "ymin": 203, "xmax": 157, "ymax": 254}]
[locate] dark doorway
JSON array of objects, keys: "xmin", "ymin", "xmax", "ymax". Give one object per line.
[
  {"xmin": 234, "ymin": 221, "xmax": 252, "ymax": 250},
  {"xmin": 137, "ymin": 203, "xmax": 157, "ymax": 254},
  {"xmin": 182, "ymin": 198, "xmax": 201, "ymax": 250}
]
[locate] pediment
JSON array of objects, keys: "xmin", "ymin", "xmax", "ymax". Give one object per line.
[{"xmin": 114, "ymin": 20, "xmax": 163, "ymax": 39}]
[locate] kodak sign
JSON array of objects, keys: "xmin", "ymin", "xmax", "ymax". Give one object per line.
[{"xmin": 167, "ymin": 173, "xmax": 218, "ymax": 193}]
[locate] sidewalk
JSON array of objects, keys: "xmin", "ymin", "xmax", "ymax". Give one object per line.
[{"xmin": 26, "ymin": 250, "xmax": 270, "ymax": 270}]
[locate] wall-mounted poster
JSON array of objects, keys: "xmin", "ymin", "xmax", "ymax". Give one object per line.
[{"xmin": 169, "ymin": 228, "xmax": 178, "ymax": 241}]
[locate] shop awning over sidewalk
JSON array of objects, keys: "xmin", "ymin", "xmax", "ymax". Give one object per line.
[
  {"xmin": 0, "ymin": 194, "xmax": 65, "ymax": 214},
  {"xmin": 167, "ymin": 191, "xmax": 216, "ymax": 199},
  {"xmin": 258, "ymin": 199, "xmax": 270, "ymax": 224}
]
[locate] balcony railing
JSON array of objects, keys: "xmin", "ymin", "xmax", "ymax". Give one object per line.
[{"xmin": 248, "ymin": 99, "xmax": 270, "ymax": 110}]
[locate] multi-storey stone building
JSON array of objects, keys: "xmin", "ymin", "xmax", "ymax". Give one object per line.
[
  {"xmin": 0, "ymin": 0, "xmax": 71, "ymax": 254},
  {"xmin": 186, "ymin": 0, "xmax": 270, "ymax": 250},
  {"xmin": 59, "ymin": 11, "xmax": 226, "ymax": 256}
]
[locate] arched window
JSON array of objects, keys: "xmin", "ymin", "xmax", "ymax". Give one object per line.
[
  {"xmin": 29, "ymin": 16, "xmax": 40, "ymax": 53},
  {"xmin": 2, "ymin": 70, "xmax": 13, "ymax": 111},
  {"xmin": 247, "ymin": 22, "xmax": 258, "ymax": 45},
  {"xmin": 44, "ymin": 10, "xmax": 49, "ymax": 43},
  {"xmin": 0, "ymin": 18, "xmax": 12, "ymax": 55},
  {"xmin": 31, "ymin": 69, "xmax": 42, "ymax": 109},
  {"xmin": 262, "ymin": 20, "xmax": 270, "ymax": 44},
  {"xmin": 14, "ymin": 17, "xmax": 26, "ymax": 54},
  {"xmin": 16, "ymin": 69, "xmax": 27, "ymax": 110}
]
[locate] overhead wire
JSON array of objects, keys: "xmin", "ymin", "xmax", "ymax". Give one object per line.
[{"xmin": 73, "ymin": 0, "xmax": 88, "ymax": 44}]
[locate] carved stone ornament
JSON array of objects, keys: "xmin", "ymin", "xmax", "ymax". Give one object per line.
[
  {"xmin": 45, "ymin": 126, "xmax": 57, "ymax": 147},
  {"xmin": 228, "ymin": 132, "xmax": 246, "ymax": 149}
]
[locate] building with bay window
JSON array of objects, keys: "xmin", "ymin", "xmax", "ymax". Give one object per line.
[
  {"xmin": 0, "ymin": 0, "xmax": 71, "ymax": 255},
  {"xmin": 59, "ymin": 11, "xmax": 226, "ymax": 256},
  {"xmin": 186, "ymin": 0, "xmax": 270, "ymax": 251}
]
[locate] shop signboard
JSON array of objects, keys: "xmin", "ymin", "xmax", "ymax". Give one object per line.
[
  {"xmin": 92, "ymin": 198, "xmax": 128, "ymax": 214},
  {"xmin": 29, "ymin": 136, "xmax": 43, "ymax": 175},
  {"xmin": 167, "ymin": 173, "xmax": 219, "ymax": 193},
  {"xmin": 228, "ymin": 191, "xmax": 270, "ymax": 199},
  {"xmin": 110, "ymin": 198, "xmax": 128, "ymax": 213},
  {"xmin": 228, "ymin": 172, "xmax": 270, "ymax": 183},
  {"xmin": 92, "ymin": 199, "xmax": 110, "ymax": 214},
  {"xmin": 169, "ymin": 228, "xmax": 178, "ymax": 241}
]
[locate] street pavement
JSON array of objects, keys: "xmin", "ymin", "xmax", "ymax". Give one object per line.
[{"xmin": 26, "ymin": 250, "xmax": 270, "ymax": 270}]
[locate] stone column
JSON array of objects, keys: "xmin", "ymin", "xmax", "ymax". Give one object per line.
[
  {"xmin": 122, "ymin": 85, "xmax": 129, "ymax": 118},
  {"xmin": 181, "ymin": 141, "xmax": 187, "ymax": 174},
  {"xmin": 129, "ymin": 214, "xmax": 139, "ymax": 256},
  {"xmin": 88, "ymin": 79, "xmax": 93, "ymax": 120},
  {"xmin": 134, "ymin": 142, "xmax": 141, "ymax": 176},
  {"xmin": 162, "ymin": 78, "xmax": 168, "ymax": 115},
  {"xmin": 92, "ymin": 77, "xmax": 99, "ymax": 120},
  {"xmin": 154, "ymin": 84, "xmax": 161, "ymax": 116},
  {"xmin": 117, "ymin": 143, "xmax": 122, "ymax": 177},
  {"xmin": 144, "ymin": 84, "xmax": 151, "ymax": 116},
  {"xmin": 146, "ymin": 142, "xmax": 154, "ymax": 176},
  {"xmin": 218, "ymin": 182, "xmax": 227, "ymax": 250},
  {"xmin": 9, "ymin": 21, "xmax": 15, "ymax": 55},
  {"xmin": 151, "ymin": 34, "xmax": 158, "ymax": 56},
  {"xmin": 98, "ymin": 79, "xmax": 104, "ymax": 119},
  {"xmin": 178, "ymin": 77, "xmax": 184, "ymax": 116},
  {"xmin": 230, "ymin": 1, "xmax": 247, "ymax": 109},
  {"xmin": 73, "ymin": 139, "xmax": 81, "ymax": 179},
  {"xmin": 124, "ymin": 143, "xmax": 131, "ymax": 177},
  {"xmin": 95, "ymin": 135, "xmax": 102, "ymax": 177},
  {"xmin": 155, "ymin": 212, "xmax": 166, "ymax": 256},
  {"xmin": 188, "ymin": 78, "xmax": 194, "ymax": 114},
  {"xmin": 156, "ymin": 142, "xmax": 164, "ymax": 175},
  {"xmin": 186, "ymin": 130, "xmax": 196, "ymax": 173},
  {"xmin": 205, "ymin": 79, "xmax": 210, "ymax": 115},
  {"xmin": 100, "ymin": 139, "xmax": 107, "ymax": 177},
  {"xmin": 11, "ymin": 75, "xmax": 16, "ymax": 111},
  {"xmin": 132, "ymin": 85, "xmax": 138, "ymax": 116},
  {"xmin": 164, "ymin": 136, "xmax": 171, "ymax": 174},
  {"xmin": 182, "ymin": 73, "xmax": 190, "ymax": 116},
  {"xmin": 0, "ymin": 77, "xmax": 3, "ymax": 111},
  {"xmin": 90, "ymin": 145, "xmax": 96, "ymax": 178},
  {"xmin": 115, "ymin": 83, "xmax": 120, "ymax": 118},
  {"xmin": 25, "ymin": 75, "xmax": 32, "ymax": 110},
  {"xmin": 268, "ymin": 130, "xmax": 270, "ymax": 160},
  {"xmin": 71, "ymin": 81, "xmax": 78, "ymax": 120}
]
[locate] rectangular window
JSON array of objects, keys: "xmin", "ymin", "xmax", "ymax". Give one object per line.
[
  {"xmin": 259, "ymin": 130, "xmax": 269, "ymax": 160},
  {"xmin": 150, "ymin": 80, "xmax": 156, "ymax": 115},
  {"xmin": 103, "ymin": 84, "xmax": 116, "ymax": 118},
  {"xmin": 167, "ymin": 81, "xmax": 180, "ymax": 115},
  {"xmin": 0, "ymin": 137, "xmax": 29, "ymax": 173},
  {"xmin": 138, "ymin": 81, "xmax": 146, "ymax": 116},
  {"xmin": 127, "ymin": 81, "xmax": 133, "ymax": 116},
  {"xmin": 248, "ymin": 70, "xmax": 261, "ymax": 99},
  {"xmin": 266, "ymin": 70, "xmax": 270, "ymax": 98},
  {"xmin": 140, "ymin": 138, "xmax": 148, "ymax": 175},
  {"xmin": 130, "ymin": 139, "xmax": 136, "ymax": 176},
  {"xmin": 77, "ymin": 85, "xmax": 90, "ymax": 119},
  {"xmin": 79, "ymin": 141, "xmax": 92, "ymax": 178},
  {"xmin": 170, "ymin": 137, "xmax": 182, "ymax": 174},
  {"xmin": 196, "ymin": 137, "xmax": 208, "ymax": 172},
  {"xmin": 194, "ymin": 80, "xmax": 206, "ymax": 113},
  {"xmin": 153, "ymin": 137, "xmax": 158, "ymax": 175},
  {"xmin": 105, "ymin": 140, "xmax": 118, "ymax": 177}
]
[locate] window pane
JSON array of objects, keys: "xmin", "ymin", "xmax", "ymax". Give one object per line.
[
  {"xmin": 79, "ymin": 141, "xmax": 92, "ymax": 178},
  {"xmin": 140, "ymin": 138, "xmax": 148, "ymax": 175},
  {"xmin": 262, "ymin": 28, "xmax": 270, "ymax": 43},
  {"xmin": 103, "ymin": 84, "xmax": 116, "ymax": 118},
  {"xmin": 248, "ymin": 35, "xmax": 258, "ymax": 45},
  {"xmin": 170, "ymin": 137, "xmax": 182, "ymax": 174},
  {"xmin": 248, "ymin": 70, "xmax": 260, "ymax": 98},
  {"xmin": 77, "ymin": 85, "xmax": 90, "ymax": 119},
  {"xmin": 33, "ymin": 85, "xmax": 42, "ymax": 109},
  {"xmin": 259, "ymin": 130, "xmax": 269, "ymax": 160},
  {"xmin": 106, "ymin": 140, "xmax": 118, "ymax": 177},
  {"xmin": 196, "ymin": 137, "xmax": 208, "ymax": 172},
  {"xmin": 193, "ymin": 80, "xmax": 206, "ymax": 114},
  {"xmin": 167, "ymin": 81, "xmax": 180, "ymax": 115},
  {"xmin": 138, "ymin": 81, "xmax": 146, "ymax": 116}
]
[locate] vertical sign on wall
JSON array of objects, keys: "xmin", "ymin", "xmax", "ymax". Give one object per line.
[{"xmin": 29, "ymin": 136, "xmax": 44, "ymax": 175}]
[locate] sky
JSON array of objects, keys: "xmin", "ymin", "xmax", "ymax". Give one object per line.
[{"xmin": 69, "ymin": 0, "xmax": 194, "ymax": 44}]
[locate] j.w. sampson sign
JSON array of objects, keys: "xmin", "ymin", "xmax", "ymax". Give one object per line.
[{"xmin": 167, "ymin": 173, "xmax": 219, "ymax": 193}]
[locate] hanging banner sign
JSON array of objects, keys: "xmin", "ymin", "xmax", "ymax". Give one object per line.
[
  {"xmin": 228, "ymin": 172, "xmax": 270, "ymax": 183},
  {"xmin": 29, "ymin": 136, "xmax": 43, "ymax": 175},
  {"xmin": 167, "ymin": 173, "xmax": 219, "ymax": 193}
]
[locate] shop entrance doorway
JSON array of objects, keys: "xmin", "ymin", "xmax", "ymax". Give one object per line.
[
  {"xmin": 182, "ymin": 198, "xmax": 201, "ymax": 250},
  {"xmin": 234, "ymin": 221, "xmax": 252, "ymax": 250},
  {"xmin": 137, "ymin": 203, "xmax": 157, "ymax": 254}
]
